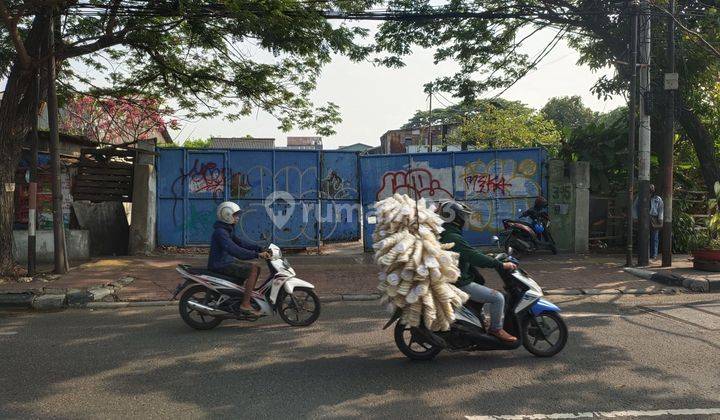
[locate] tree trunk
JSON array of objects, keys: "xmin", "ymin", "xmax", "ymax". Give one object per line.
[
  {"xmin": 0, "ymin": 14, "xmax": 50, "ymax": 276},
  {"xmin": 678, "ymin": 98, "xmax": 720, "ymax": 194}
]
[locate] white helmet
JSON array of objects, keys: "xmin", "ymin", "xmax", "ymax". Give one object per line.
[{"xmin": 216, "ymin": 201, "xmax": 241, "ymax": 224}]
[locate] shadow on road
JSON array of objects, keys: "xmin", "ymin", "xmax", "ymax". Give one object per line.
[{"xmin": 0, "ymin": 301, "xmax": 718, "ymax": 418}]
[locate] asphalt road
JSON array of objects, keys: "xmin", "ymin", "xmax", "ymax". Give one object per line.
[{"xmin": 1, "ymin": 294, "xmax": 719, "ymax": 419}]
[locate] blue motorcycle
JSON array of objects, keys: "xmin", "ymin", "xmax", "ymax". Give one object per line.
[{"xmin": 386, "ymin": 237, "xmax": 567, "ymax": 360}]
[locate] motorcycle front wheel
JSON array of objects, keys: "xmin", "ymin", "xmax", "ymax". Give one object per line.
[
  {"xmin": 179, "ymin": 285, "xmax": 223, "ymax": 330},
  {"xmin": 277, "ymin": 287, "xmax": 321, "ymax": 327},
  {"xmin": 521, "ymin": 311, "xmax": 568, "ymax": 357},
  {"xmin": 393, "ymin": 322, "xmax": 442, "ymax": 361}
]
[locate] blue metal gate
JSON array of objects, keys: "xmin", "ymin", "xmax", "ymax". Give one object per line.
[
  {"xmin": 359, "ymin": 148, "xmax": 547, "ymax": 250},
  {"xmin": 157, "ymin": 147, "xmax": 546, "ymax": 250},
  {"xmin": 156, "ymin": 148, "xmax": 361, "ymax": 247}
]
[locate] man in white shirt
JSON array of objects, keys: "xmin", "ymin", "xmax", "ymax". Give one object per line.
[{"xmin": 633, "ymin": 184, "xmax": 664, "ymax": 260}]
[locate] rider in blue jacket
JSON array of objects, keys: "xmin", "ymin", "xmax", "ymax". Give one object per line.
[{"xmin": 209, "ymin": 201, "xmax": 270, "ymax": 316}]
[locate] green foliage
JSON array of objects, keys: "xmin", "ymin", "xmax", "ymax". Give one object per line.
[
  {"xmin": 182, "ymin": 138, "xmax": 212, "ymax": 148},
  {"xmin": 448, "ymin": 103, "xmax": 560, "ymax": 152},
  {"xmin": 559, "ymin": 106, "xmax": 628, "ymax": 195},
  {"xmin": 540, "ymin": 96, "xmax": 597, "ymax": 139},
  {"xmin": 3, "ymin": 1, "xmax": 384, "ymax": 136},
  {"xmin": 401, "ymin": 98, "xmax": 520, "ymax": 129}
]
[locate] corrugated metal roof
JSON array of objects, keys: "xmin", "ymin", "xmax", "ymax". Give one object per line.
[{"xmin": 210, "ymin": 137, "xmax": 275, "ymax": 149}]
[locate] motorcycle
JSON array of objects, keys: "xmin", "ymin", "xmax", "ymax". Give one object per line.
[
  {"xmin": 385, "ymin": 237, "xmax": 567, "ymax": 360},
  {"xmin": 501, "ymin": 209, "xmax": 557, "ymax": 255},
  {"xmin": 173, "ymin": 244, "xmax": 321, "ymax": 330}
]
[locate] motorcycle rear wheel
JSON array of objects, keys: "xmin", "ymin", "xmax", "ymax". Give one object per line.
[
  {"xmin": 521, "ymin": 311, "xmax": 567, "ymax": 357},
  {"xmin": 179, "ymin": 285, "xmax": 223, "ymax": 330},
  {"xmin": 394, "ymin": 322, "xmax": 442, "ymax": 361},
  {"xmin": 277, "ymin": 287, "xmax": 321, "ymax": 327}
]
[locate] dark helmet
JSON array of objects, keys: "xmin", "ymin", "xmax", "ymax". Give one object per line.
[
  {"xmin": 535, "ymin": 196, "xmax": 548, "ymax": 208},
  {"xmin": 438, "ymin": 200, "xmax": 473, "ymax": 228}
]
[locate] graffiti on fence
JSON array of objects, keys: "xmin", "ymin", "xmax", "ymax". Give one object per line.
[
  {"xmin": 458, "ymin": 158, "xmax": 540, "ymax": 199},
  {"xmin": 376, "ymin": 164, "xmax": 453, "ymax": 201}
]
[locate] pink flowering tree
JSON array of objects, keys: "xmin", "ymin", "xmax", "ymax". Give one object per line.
[{"xmin": 60, "ymin": 96, "xmax": 179, "ymax": 145}]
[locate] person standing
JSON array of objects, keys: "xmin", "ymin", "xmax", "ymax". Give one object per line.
[
  {"xmin": 634, "ymin": 184, "xmax": 664, "ymax": 260},
  {"xmin": 649, "ymin": 184, "xmax": 664, "ymax": 260}
]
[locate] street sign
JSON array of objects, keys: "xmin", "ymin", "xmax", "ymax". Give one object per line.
[{"xmin": 664, "ymin": 73, "xmax": 679, "ymax": 90}]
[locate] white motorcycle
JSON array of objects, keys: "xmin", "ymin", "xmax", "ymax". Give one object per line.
[{"xmin": 173, "ymin": 244, "xmax": 320, "ymax": 330}]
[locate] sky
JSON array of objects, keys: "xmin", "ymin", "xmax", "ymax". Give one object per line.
[{"xmin": 169, "ymin": 25, "xmax": 627, "ymax": 150}]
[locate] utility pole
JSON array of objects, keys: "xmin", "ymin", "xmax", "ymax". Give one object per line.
[
  {"xmin": 626, "ymin": 0, "xmax": 639, "ymax": 267},
  {"xmin": 661, "ymin": 0, "xmax": 677, "ymax": 267},
  {"xmin": 637, "ymin": 0, "xmax": 652, "ymax": 267},
  {"xmin": 47, "ymin": 8, "xmax": 68, "ymax": 274},
  {"xmin": 28, "ymin": 42, "xmax": 41, "ymax": 275},
  {"xmin": 427, "ymin": 84, "xmax": 433, "ymax": 151}
]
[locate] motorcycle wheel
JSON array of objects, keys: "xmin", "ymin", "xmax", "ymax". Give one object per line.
[
  {"xmin": 521, "ymin": 311, "xmax": 568, "ymax": 357},
  {"xmin": 179, "ymin": 285, "xmax": 223, "ymax": 330},
  {"xmin": 550, "ymin": 244, "xmax": 558, "ymax": 255},
  {"xmin": 277, "ymin": 287, "xmax": 321, "ymax": 327},
  {"xmin": 393, "ymin": 322, "xmax": 442, "ymax": 361}
]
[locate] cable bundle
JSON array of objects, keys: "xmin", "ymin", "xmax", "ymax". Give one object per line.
[{"xmin": 374, "ymin": 194, "xmax": 468, "ymax": 331}]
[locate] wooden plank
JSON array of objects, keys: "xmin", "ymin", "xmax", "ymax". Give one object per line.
[
  {"xmin": 74, "ymin": 185, "xmax": 132, "ymax": 194},
  {"xmin": 75, "ymin": 178, "xmax": 132, "ymax": 186},
  {"xmin": 77, "ymin": 167, "xmax": 133, "ymax": 176},
  {"xmin": 75, "ymin": 174, "xmax": 132, "ymax": 182},
  {"xmin": 78, "ymin": 161, "xmax": 133, "ymax": 170},
  {"xmin": 73, "ymin": 194, "xmax": 130, "ymax": 202}
]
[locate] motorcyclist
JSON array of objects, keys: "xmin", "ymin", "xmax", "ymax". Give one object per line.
[
  {"xmin": 438, "ymin": 201, "xmax": 518, "ymax": 343},
  {"xmin": 208, "ymin": 201, "xmax": 271, "ymax": 317}
]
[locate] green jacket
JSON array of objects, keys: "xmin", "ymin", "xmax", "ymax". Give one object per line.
[{"xmin": 439, "ymin": 223, "xmax": 501, "ymax": 287}]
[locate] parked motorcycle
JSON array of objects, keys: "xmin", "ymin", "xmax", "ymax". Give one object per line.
[
  {"xmin": 385, "ymin": 237, "xmax": 567, "ymax": 360},
  {"xmin": 501, "ymin": 209, "xmax": 557, "ymax": 254},
  {"xmin": 173, "ymin": 244, "xmax": 320, "ymax": 330}
]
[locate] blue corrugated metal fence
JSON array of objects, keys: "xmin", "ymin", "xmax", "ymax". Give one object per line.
[{"xmin": 156, "ymin": 147, "xmax": 546, "ymax": 249}]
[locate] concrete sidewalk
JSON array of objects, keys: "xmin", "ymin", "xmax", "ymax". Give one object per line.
[
  {"xmin": 1, "ymin": 252, "xmax": 665, "ymax": 304},
  {"xmin": 624, "ymin": 256, "xmax": 720, "ymax": 293}
]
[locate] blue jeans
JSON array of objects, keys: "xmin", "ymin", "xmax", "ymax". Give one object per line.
[
  {"xmin": 650, "ymin": 229, "xmax": 660, "ymax": 259},
  {"xmin": 460, "ymin": 282, "xmax": 505, "ymax": 331}
]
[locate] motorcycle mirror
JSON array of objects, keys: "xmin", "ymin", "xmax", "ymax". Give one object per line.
[{"xmin": 491, "ymin": 235, "xmax": 500, "ymax": 244}]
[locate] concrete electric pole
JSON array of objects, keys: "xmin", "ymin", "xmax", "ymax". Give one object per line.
[
  {"xmin": 661, "ymin": 0, "xmax": 677, "ymax": 267},
  {"xmin": 626, "ymin": 0, "xmax": 639, "ymax": 267},
  {"xmin": 637, "ymin": 0, "xmax": 652, "ymax": 267}
]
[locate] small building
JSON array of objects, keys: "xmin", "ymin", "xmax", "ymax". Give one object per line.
[
  {"xmin": 338, "ymin": 143, "xmax": 376, "ymax": 153},
  {"xmin": 287, "ymin": 136, "xmax": 322, "ymax": 150},
  {"xmin": 379, "ymin": 124, "xmax": 460, "ymax": 154},
  {"xmin": 210, "ymin": 137, "xmax": 275, "ymax": 149}
]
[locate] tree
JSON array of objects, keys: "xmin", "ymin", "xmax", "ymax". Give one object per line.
[
  {"xmin": 375, "ymin": 0, "xmax": 720, "ymax": 193},
  {"xmin": 449, "ymin": 102, "xmax": 560, "ymax": 151},
  {"xmin": 540, "ymin": 96, "xmax": 596, "ymax": 139},
  {"xmin": 60, "ymin": 96, "xmax": 178, "ymax": 145},
  {"xmin": 0, "ymin": 0, "xmax": 377, "ymax": 274},
  {"xmin": 182, "ymin": 138, "xmax": 211, "ymax": 148},
  {"xmin": 560, "ymin": 106, "xmax": 628, "ymax": 194},
  {"xmin": 401, "ymin": 98, "xmax": 519, "ymax": 128}
]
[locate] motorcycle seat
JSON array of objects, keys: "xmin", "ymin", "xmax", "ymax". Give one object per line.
[{"xmin": 181, "ymin": 265, "xmax": 244, "ymax": 284}]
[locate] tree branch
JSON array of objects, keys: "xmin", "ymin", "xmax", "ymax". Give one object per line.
[
  {"xmin": 59, "ymin": 28, "xmax": 129, "ymax": 59},
  {"xmin": 0, "ymin": 0, "xmax": 32, "ymax": 68}
]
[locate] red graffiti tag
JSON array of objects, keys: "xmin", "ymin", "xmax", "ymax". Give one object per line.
[
  {"xmin": 464, "ymin": 174, "xmax": 512, "ymax": 196},
  {"xmin": 376, "ymin": 168, "xmax": 452, "ymax": 200},
  {"xmin": 188, "ymin": 159, "xmax": 225, "ymax": 194}
]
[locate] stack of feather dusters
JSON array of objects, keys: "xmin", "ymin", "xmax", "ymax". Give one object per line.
[{"xmin": 374, "ymin": 193, "xmax": 469, "ymax": 331}]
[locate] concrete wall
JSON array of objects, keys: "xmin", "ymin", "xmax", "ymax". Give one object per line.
[
  {"xmin": 13, "ymin": 229, "xmax": 90, "ymax": 263},
  {"xmin": 129, "ymin": 164, "xmax": 157, "ymax": 255},
  {"xmin": 548, "ymin": 160, "xmax": 590, "ymax": 253}
]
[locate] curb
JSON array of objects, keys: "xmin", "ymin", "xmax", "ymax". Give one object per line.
[
  {"xmin": 623, "ymin": 267, "xmax": 719, "ymax": 293},
  {"xmin": 0, "ymin": 277, "xmax": 135, "ymax": 311},
  {"xmin": 544, "ymin": 287, "xmax": 679, "ymax": 296}
]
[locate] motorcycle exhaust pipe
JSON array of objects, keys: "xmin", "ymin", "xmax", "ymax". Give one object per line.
[{"xmin": 186, "ymin": 300, "xmax": 226, "ymax": 316}]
